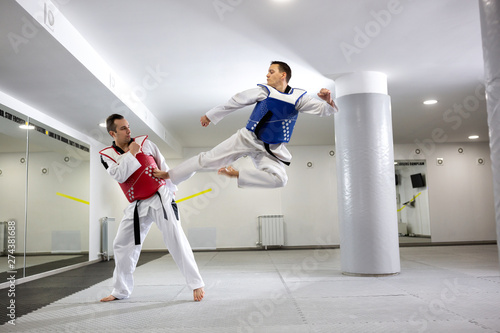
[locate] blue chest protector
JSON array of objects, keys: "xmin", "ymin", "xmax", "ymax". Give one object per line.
[{"xmin": 246, "ymin": 84, "xmax": 307, "ymax": 144}]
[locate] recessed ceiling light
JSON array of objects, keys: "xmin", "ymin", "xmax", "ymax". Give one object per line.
[
  {"xmin": 468, "ymin": 135, "xmax": 479, "ymax": 140},
  {"xmin": 99, "ymin": 122, "xmax": 106, "ymax": 128},
  {"xmin": 423, "ymin": 99, "xmax": 438, "ymax": 105}
]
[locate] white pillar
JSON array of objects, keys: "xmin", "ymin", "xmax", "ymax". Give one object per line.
[
  {"xmin": 479, "ymin": 0, "xmax": 500, "ymax": 260},
  {"xmin": 334, "ymin": 72, "xmax": 400, "ymax": 275}
]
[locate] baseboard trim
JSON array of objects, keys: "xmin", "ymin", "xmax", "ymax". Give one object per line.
[{"xmin": 0, "ymin": 258, "xmax": 100, "ymax": 289}]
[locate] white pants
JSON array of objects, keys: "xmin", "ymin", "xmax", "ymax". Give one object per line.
[
  {"xmin": 168, "ymin": 128, "xmax": 289, "ymax": 188},
  {"xmin": 111, "ymin": 195, "xmax": 204, "ymax": 299}
]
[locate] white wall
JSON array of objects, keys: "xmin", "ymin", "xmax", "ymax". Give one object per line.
[
  {"xmin": 142, "ymin": 148, "xmax": 284, "ymax": 249},
  {"xmin": 2, "ymin": 89, "xmax": 496, "ymax": 256},
  {"xmin": 137, "ymin": 142, "xmax": 496, "ymax": 250},
  {"xmin": 144, "ymin": 145, "xmax": 340, "ymax": 250},
  {"xmin": 281, "ymin": 146, "xmax": 339, "ymax": 246}
]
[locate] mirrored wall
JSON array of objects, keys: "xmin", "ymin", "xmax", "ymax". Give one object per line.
[
  {"xmin": 0, "ymin": 105, "xmax": 89, "ymax": 280},
  {"xmin": 395, "ymin": 160, "xmax": 432, "ymax": 244}
]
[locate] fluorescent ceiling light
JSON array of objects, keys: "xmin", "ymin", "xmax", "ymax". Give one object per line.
[
  {"xmin": 19, "ymin": 123, "xmax": 35, "ymax": 130},
  {"xmin": 468, "ymin": 135, "xmax": 479, "ymax": 140},
  {"xmin": 423, "ymin": 99, "xmax": 437, "ymax": 105}
]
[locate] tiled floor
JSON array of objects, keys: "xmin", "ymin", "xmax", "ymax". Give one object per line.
[{"xmin": 2, "ymin": 245, "xmax": 500, "ymax": 332}]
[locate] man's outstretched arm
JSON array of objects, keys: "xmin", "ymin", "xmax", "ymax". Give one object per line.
[
  {"xmin": 297, "ymin": 88, "xmax": 339, "ymax": 116},
  {"xmin": 317, "ymin": 88, "xmax": 338, "ymax": 110},
  {"xmin": 204, "ymin": 87, "xmax": 267, "ymax": 125}
]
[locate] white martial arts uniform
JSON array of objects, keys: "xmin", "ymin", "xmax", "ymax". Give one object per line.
[
  {"xmin": 101, "ymin": 139, "xmax": 204, "ymax": 299},
  {"xmin": 168, "ymin": 85, "xmax": 338, "ymax": 188}
]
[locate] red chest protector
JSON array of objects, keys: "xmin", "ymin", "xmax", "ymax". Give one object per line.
[
  {"xmin": 100, "ymin": 136, "xmax": 166, "ymax": 203},
  {"xmin": 119, "ymin": 152, "xmax": 166, "ymax": 202}
]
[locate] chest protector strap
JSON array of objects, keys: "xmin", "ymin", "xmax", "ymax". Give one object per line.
[{"xmin": 254, "ymin": 111, "xmax": 291, "ymax": 166}]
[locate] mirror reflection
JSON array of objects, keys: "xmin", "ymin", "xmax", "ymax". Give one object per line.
[
  {"xmin": 395, "ymin": 160, "xmax": 432, "ymax": 244},
  {"xmin": 0, "ymin": 105, "xmax": 90, "ymax": 279},
  {"xmin": 0, "ymin": 107, "xmax": 28, "ymax": 277}
]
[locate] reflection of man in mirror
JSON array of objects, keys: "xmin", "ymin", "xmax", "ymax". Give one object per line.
[{"xmin": 98, "ymin": 114, "xmax": 204, "ymax": 302}]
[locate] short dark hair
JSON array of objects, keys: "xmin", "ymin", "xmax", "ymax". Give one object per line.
[
  {"xmin": 106, "ymin": 114, "xmax": 124, "ymax": 133},
  {"xmin": 271, "ymin": 61, "xmax": 291, "ymax": 83}
]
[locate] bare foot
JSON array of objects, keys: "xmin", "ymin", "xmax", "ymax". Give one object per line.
[
  {"xmin": 100, "ymin": 295, "xmax": 117, "ymax": 302},
  {"xmin": 193, "ymin": 287, "xmax": 205, "ymax": 301},
  {"xmin": 218, "ymin": 166, "xmax": 239, "ymax": 178}
]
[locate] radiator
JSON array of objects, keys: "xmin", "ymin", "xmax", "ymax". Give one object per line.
[
  {"xmin": 258, "ymin": 215, "xmax": 284, "ymax": 249},
  {"xmin": 99, "ymin": 217, "xmax": 116, "ymax": 261}
]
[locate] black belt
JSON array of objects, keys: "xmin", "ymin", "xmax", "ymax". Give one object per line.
[
  {"xmin": 133, "ymin": 192, "xmax": 178, "ymax": 245},
  {"xmin": 254, "ymin": 111, "xmax": 291, "ymax": 166},
  {"xmin": 263, "ymin": 142, "xmax": 290, "ymax": 166}
]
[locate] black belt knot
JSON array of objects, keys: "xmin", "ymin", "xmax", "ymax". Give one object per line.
[{"xmin": 133, "ymin": 192, "xmax": 173, "ymax": 245}]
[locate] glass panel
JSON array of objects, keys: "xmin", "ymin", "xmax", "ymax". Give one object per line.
[
  {"xmin": 395, "ymin": 160, "xmax": 432, "ymax": 244},
  {"xmin": 0, "ymin": 106, "xmax": 28, "ymax": 280},
  {"xmin": 24, "ymin": 118, "xmax": 90, "ymax": 276}
]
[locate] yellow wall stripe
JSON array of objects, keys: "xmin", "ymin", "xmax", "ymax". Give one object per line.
[
  {"xmin": 56, "ymin": 192, "xmax": 90, "ymax": 205},
  {"xmin": 56, "ymin": 188, "xmax": 212, "ymax": 206},
  {"xmin": 176, "ymin": 188, "xmax": 212, "ymax": 203},
  {"xmin": 397, "ymin": 192, "xmax": 422, "ymax": 212}
]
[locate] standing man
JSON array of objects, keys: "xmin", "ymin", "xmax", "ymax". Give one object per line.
[
  {"xmin": 156, "ymin": 61, "xmax": 338, "ymax": 188},
  {"xmin": 99, "ymin": 114, "xmax": 205, "ymax": 302}
]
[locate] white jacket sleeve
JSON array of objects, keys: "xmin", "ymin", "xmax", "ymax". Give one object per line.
[
  {"xmin": 103, "ymin": 152, "xmax": 141, "ymax": 184},
  {"xmin": 205, "ymin": 87, "xmax": 268, "ymax": 125},
  {"xmin": 296, "ymin": 94, "xmax": 338, "ymax": 117}
]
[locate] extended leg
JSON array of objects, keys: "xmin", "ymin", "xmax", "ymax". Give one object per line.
[
  {"xmin": 236, "ymin": 152, "xmax": 288, "ymax": 188},
  {"xmin": 168, "ymin": 129, "xmax": 253, "ymax": 185}
]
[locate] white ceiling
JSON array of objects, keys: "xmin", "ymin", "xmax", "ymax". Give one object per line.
[{"xmin": 0, "ymin": 0, "xmax": 489, "ymax": 158}]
